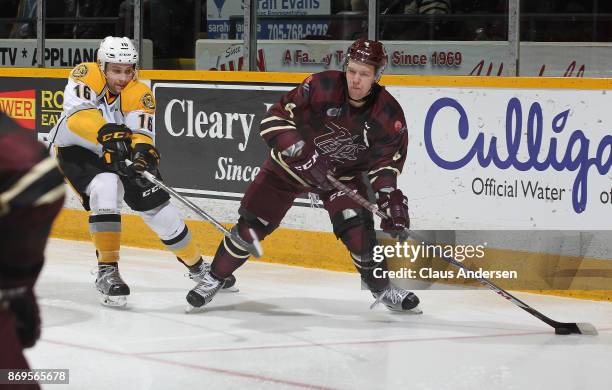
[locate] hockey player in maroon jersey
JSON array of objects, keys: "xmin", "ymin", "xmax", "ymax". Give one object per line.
[
  {"xmin": 187, "ymin": 38, "xmax": 420, "ymax": 313},
  {"xmin": 0, "ymin": 112, "xmax": 65, "ymax": 387}
]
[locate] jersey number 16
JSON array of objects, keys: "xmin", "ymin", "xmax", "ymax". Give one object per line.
[
  {"xmin": 138, "ymin": 114, "xmax": 154, "ymax": 132},
  {"xmin": 74, "ymin": 84, "xmax": 92, "ymax": 100}
]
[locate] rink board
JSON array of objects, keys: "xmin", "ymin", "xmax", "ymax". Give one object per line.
[{"xmin": 1, "ymin": 68, "xmax": 610, "ymax": 300}]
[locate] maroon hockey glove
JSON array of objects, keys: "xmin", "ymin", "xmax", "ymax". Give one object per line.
[
  {"xmin": 127, "ymin": 143, "xmax": 160, "ymax": 187},
  {"xmin": 377, "ymin": 189, "xmax": 410, "ymax": 236},
  {"xmin": 1, "ymin": 288, "xmax": 41, "ymax": 348},
  {"xmin": 97, "ymin": 123, "xmax": 132, "ymax": 175},
  {"xmin": 287, "ymin": 149, "xmax": 333, "ymax": 191}
]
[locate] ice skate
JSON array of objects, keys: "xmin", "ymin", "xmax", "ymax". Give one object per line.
[
  {"xmin": 187, "ymin": 259, "xmax": 239, "ymax": 292},
  {"xmin": 370, "ymin": 287, "xmax": 422, "ymax": 314},
  {"xmin": 95, "ymin": 263, "xmax": 130, "ymax": 307},
  {"xmin": 185, "ymin": 270, "xmax": 223, "ymax": 312}
]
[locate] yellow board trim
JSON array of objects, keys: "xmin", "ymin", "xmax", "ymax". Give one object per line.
[
  {"xmin": 3, "ymin": 67, "xmax": 612, "ymax": 90},
  {"xmin": 50, "ymin": 208, "xmax": 611, "ymax": 302},
  {"xmin": 51, "ymin": 208, "xmax": 351, "ymax": 270},
  {"xmin": 0, "ymin": 68, "xmax": 71, "ymax": 78}
]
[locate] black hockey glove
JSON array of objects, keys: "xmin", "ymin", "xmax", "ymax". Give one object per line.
[
  {"xmin": 1, "ymin": 287, "xmax": 41, "ymax": 348},
  {"xmin": 377, "ymin": 189, "xmax": 410, "ymax": 236},
  {"xmin": 127, "ymin": 143, "xmax": 160, "ymax": 187},
  {"xmin": 287, "ymin": 148, "xmax": 333, "ymax": 191},
  {"xmin": 97, "ymin": 123, "xmax": 132, "ymax": 175}
]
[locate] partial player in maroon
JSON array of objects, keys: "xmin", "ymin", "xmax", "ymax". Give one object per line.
[
  {"xmin": 186, "ymin": 39, "xmax": 420, "ymax": 314},
  {"xmin": 0, "ymin": 112, "xmax": 65, "ymax": 383}
]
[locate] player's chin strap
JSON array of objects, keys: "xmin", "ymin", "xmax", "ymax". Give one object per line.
[
  {"xmin": 325, "ymin": 173, "xmax": 598, "ymax": 336},
  {"xmin": 124, "ymin": 159, "xmax": 263, "ymax": 258}
]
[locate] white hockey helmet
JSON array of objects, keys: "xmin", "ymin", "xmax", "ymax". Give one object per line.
[{"xmin": 97, "ymin": 36, "xmax": 138, "ymax": 74}]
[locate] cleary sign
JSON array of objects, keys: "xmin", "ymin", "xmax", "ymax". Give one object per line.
[{"xmin": 153, "ymin": 82, "xmax": 292, "ymax": 196}]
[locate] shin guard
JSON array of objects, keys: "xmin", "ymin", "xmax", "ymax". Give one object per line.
[
  {"xmin": 89, "ymin": 213, "xmax": 121, "ymax": 263},
  {"xmin": 341, "ymin": 226, "xmax": 389, "ymax": 292}
]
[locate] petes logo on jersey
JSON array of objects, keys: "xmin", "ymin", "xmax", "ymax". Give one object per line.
[{"xmin": 314, "ymin": 122, "xmax": 367, "ymax": 162}]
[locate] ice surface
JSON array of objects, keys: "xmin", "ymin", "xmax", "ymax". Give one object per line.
[{"xmin": 27, "ymin": 239, "xmax": 612, "ymax": 390}]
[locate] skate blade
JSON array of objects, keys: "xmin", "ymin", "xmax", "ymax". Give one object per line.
[
  {"xmin": 387, "ymin": 305, "xmax": 423, "ymax": 315},
  {"xmin": 221, "ymin": 286, "xmax": 239, "ymax": 293},
  {"xmin": 406, "ymin": 307, "xmax": 423, "ymax": 315},
  {"xmin": 100, "ymin": 294, "xmax": 127, "ymax": 307},
  {"xmin": 185, "ymin": 304, "xmax": 205, "ymax": 314}
]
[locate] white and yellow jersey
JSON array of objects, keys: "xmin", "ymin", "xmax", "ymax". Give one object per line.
[{"xmin": 47, "ymin": 62, "xmax": 156, "ymax": 155}]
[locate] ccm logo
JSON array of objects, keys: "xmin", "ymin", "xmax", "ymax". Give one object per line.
[
  {"xmin": 101, "ymin": 132, "xmax": 130, "ymax": 141},
  {"xmin": 142, "ymin": 186, "xmax": 160, "ymax": 197},
  {"xmin": 293, "ymin": 151, "xmax": 319, "ymax": 171},
  {"xmin": 329, "ymin": 189, "xmax": 357, "ymax": 202}
]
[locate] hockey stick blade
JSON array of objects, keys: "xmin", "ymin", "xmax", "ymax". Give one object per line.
[
  {"xmin": 552, "ymin": 322, "xmax": 598, "ymax": 336},
  {"xmin": 125, "ymin": 160, "xmax": 263, "ymax": 258},
  {"xmin": 408, "ymin": 230, "xmax": 598, "ymax": 336},
  {"xmin": 575, "ymin": 322, "xmax": 598, "ymax": 335},
  {"xmin": 325, "ymin": 174, "xmax": 598, "ymax": 336}
]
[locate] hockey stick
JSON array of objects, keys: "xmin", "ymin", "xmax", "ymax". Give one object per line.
[
  {"xmin": 125, "ymin": 160, "xmax": 263, "ymax": 258},
  {"xmin": 326, "ymin": 174, "xmax": 598, "ymax": 336}
]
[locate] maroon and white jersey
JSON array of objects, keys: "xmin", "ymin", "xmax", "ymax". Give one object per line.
[
  {"xmin": 259, "ymin": 70, "xmax": 407, "ymax": 192},
  {"xmin": 0, "ymin": 113, "xmax": 65, "ymax": 290}
]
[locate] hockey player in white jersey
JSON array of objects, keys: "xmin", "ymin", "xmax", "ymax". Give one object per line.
[{"xmin": 48, "ymin": 36, "xmax": 235, "ymax": 306}]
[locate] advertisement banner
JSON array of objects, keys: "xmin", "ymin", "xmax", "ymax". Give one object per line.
[
  {"xmin": 152, "ymin": 81, "xmax": 294, "ymax": 200},
  {"xmin": 152, "ymin": 79, "xmax": 611, "ymax": 229},
  {"xmin": 3, "ymin": 73, "xmax": 608, "ymax": 229},
  {"xmin": 0, "ymin": 77, "xmax": 67, "ymax": 136},
  {"xmin": 196, "ymin": 40, "xmax": 612, "ymax": 77},
  {"xmin": 394, "ymin": 86, "xmax": 612, "ymax": 229},
  {"xmin": 207, "ymin": 1, "xmax": 331, "ymax": 39},
  {"xmin": 0, "ymin": 39, "xmax": 154, "ymax": 69},
  {"xmin": 0, "ymin": 76, "xmax": 151, "ymax": 142}
]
